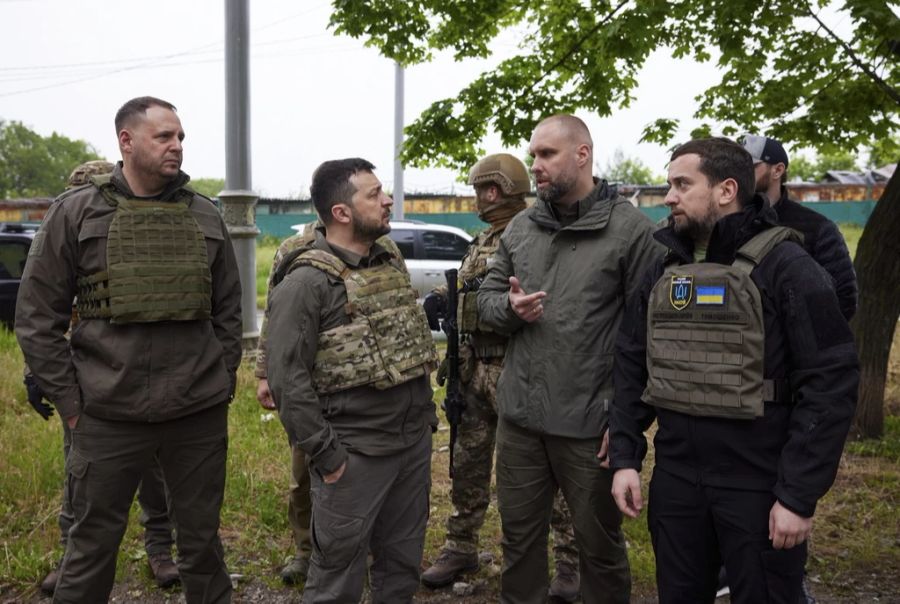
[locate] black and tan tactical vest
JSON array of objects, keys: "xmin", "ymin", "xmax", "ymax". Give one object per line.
[
  {"xmin": 457, "ymin": 229, "xmax": 506, "ymax": 358},
  {"xmin": 643, "ymin": 226, "xmax": 800, "ymax": 419},
  {"xmin": 280, "ymin": 242, "xmax": 438, "ymax": 395},
  {"xmin": 76, "ymin": 174, "xmax": 212, "ymax": 323}
]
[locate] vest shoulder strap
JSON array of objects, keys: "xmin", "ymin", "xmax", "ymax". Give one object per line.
[
  {"xmin": 733, "ymin": 226, "xmax": 802, "ymax": 274},
  {"xmin": 279, "ymin": 248, "xmax": 348, "ymax": 284}
]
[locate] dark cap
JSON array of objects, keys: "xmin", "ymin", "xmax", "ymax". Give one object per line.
[{"xmin": 739, "ymin": 134, "xmax": 789, "ymax": 168}]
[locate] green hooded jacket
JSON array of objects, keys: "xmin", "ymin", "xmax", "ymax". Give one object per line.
[{"xmin": 477, "ymin": 180, "xmax": 663, "ymax": 438}]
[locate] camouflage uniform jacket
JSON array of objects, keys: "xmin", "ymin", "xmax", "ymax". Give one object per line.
[
  {"xmin": 266, "ymin": 229, "xmax": 437, "ymax": 475},
  {"xmin": 15, "ymin": 164, "xmax": 243, "ymax": 422},
  {"xmin": 456, "ymin": 226, "xmax": 508, "ymax": 359}
]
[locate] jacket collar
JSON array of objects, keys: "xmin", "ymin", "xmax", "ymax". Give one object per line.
[
  {"xmin": 654, "ymin": 193, "xmax": 779, "ymax": 264},
  {"xmin": 529, "ymin": 178, "xmax": 619, "ymax": 232},
  {"xmin": 110, "ymin": 161, "xmax": 191, "ymax": 202}
]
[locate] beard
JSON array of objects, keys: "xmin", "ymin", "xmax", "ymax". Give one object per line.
[
  {"xmin": 536, "ymin": 171, "xmax": 577, "ymax": 204},
  {"xmin": 350, "ymin": 208, "xmax": 390, "ymax": 243},
  {"xmin": 672, "ymin": 197, "xmax": 720, "ymax": 243},
  {"xmin": 755, "ymin": 168, "xmax": 771, "ymax": 193}
]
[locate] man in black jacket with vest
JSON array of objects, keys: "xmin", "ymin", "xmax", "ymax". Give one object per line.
[{"xmin": 610, "ymin": 137, "xmax": 858, "ymax": 603}]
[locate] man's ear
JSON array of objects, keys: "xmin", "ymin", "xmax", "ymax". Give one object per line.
[
  {"xmin": 486, "ymin": 185, "xmax": 501, "ymax": 203},
  {"xmin": 118, "ymin": 129, "xmax": 132, "ymax": 154},
  {"xmin": 574, "ymin": 143, "xmax": 591, "ymax": 168},
  {"xmin": 717, "ymin": 178, "xmax": 740, "ymax": 207},
  {"xmin": 331, "ymin": 202, "xmax": 352, "ymax": 225},
  {"xmin": 771, "ymin": 162, "xmax": 786, "ymax": 181}
]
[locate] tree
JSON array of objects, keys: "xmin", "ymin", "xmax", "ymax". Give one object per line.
[
  {"xmin": 0, "ymin": 120, "xmax": 101, "ymax": 198},
  {"xmin": 599, "ymin": 149, "xmax": 664, "ymax": 185},
  {"xmin": 189, "ymin": 178, "xmax": 225, "ymax": 199},
  {"xmin": 789, "ymin": 149, "xmax": 862, "ymax": 181},
  {"xmin": 331, "ymin": 0, "xmax": 900, "ymax": 438}
]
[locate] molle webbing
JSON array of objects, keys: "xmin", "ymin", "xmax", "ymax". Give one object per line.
[
  {"xmin": 77, "ymin": 189, "xmax": 211, "ymax": 323},
  {"xmin": 644, "ymin": 227, "xmax": 799, "ymax": 419},
  {"xmin": 285, "ymin": 249, "xmax": 437, "ymax": 394}
]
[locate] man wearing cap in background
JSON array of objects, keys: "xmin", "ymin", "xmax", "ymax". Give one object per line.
[
  {"xmin": 421, "ymin": 153, "xmax": 582, "ymax": 601},
  {"xmin": 24, "ymin": 159, "xmax": 179, "ymax": 596},
  {"xmin": 740, "ymin": 134, "xmax": 857, "ymax": 320}
]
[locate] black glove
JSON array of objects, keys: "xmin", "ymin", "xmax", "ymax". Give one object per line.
[
  {"xmin": 24, "ymin": 374, "xmax": 53, "ymax": 420},
  {"xmin": 423, "ymin": 291, "xmax": 447, "ymax": 331},
  {"xmin": 436, "ymin": 358, "xmax": 449, "ymax": 387}
]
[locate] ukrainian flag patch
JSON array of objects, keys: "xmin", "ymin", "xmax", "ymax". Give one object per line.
[{"xmin": 696, "ymin": 285, "xmax": 726, "ymax": 305}]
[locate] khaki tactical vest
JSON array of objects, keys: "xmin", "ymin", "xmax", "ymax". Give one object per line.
[
  {"xmin": 643, "ymin": 227, "xmax": 800, "ymax": 419},
  {"xmin": 281, "ymin": 243, "xmax": 438, "ymax": 395},
  {"xmin": 457, "ymin": 229, "xmax": 507, "ymax": 358},
  {"xmin": 76, "ymin": 175, "xmax": 212, "ymax": 323}
]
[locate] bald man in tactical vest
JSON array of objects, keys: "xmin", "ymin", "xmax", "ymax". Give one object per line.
[
  {"xmin": 421, "ymin": 153, "xmax": 582, "ymax": 601},
  {"xmin": 15, "ymin": 96, "xmax": 242, "ymax": 603},
  {"xmin": 610, "ymin": 137, "xmax": 858, "ymax": 603},
  {"xmin": 266, "ymin": 158, "xmax": 439, "ymax": 603},
  {"xmin": 25, "ymin": 159, "xmax": 179, "ymax": 597}
]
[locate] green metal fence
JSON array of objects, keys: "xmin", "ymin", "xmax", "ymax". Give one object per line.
[{"xmin": 255, "ymin": 201, "xmax": 877, "ymax": 239}]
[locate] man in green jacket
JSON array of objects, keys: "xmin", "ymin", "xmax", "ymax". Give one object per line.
[
  {"xmin": 477, "ymin": 114, "xmax": 662, "ymax": 604},
  {"xmin": 15, "ymin": 96, "xmax": 242, "ymax": 604}
]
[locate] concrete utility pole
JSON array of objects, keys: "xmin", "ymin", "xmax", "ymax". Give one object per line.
[
  {"xmin": 393, "ymin": 61, "xmax": 405, "ymax": 220},
  {"xmin": 220, "ymin": 0, "xmax": 259, "ymax": 347}
]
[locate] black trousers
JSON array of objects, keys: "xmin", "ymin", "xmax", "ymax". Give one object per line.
[{"xmin": 649, "ymin": 467, "xmax": 806, "ymax": 604}]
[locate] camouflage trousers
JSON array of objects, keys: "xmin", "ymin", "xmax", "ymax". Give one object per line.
[{"xmin": 444, "ymin": 355, "xmax": 578, "ymax": 567}]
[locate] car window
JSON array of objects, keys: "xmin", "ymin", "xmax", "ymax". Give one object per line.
[
  {"xmin": 422, "ymin": 231, "xmax": 470, "ymax": 261},
  {"xmin": 389, "ymin": 229, "xmax": 416, "ymax": 259},
  {"xmin": 0, "ymin": 241, "xmax": 29, "ymax": 279}
]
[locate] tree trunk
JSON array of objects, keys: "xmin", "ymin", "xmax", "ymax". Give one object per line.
[{"xmin": 850, "ymin": 167, "xmax": 900, "ymax": 439}]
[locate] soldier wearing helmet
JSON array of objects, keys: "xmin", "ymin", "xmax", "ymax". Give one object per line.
[
  {"xmin": 422, "ymin": 153, "xmax": 581, "ymax": 601},
  {"xmin": 26, "ymin": 158, "xmax": 179, "ymax": 596},
  {"xmin": 67, "ymin": 160, "xmax": 116, "ymax": 188}
]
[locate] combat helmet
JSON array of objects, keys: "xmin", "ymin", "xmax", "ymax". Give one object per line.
[
  {"xmin": 467, "ymin": 153, "xmax": 531, "ymax": 196},
  {"xmin": 68, "ymin": 160, "xmax": 115, "ymax": 188}
]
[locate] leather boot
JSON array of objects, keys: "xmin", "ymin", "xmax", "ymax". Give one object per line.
[
  {"xmin": 421, "ymin": 549, "xmax": 479, "ymax": 588},
  {"xmin": 549, "ymin": 561, "xmax": 580, "ymax": 602},
  {"xmin": 39, "ymin": 563, "xmax": 61, "ymax": 596},
  {"xmin": 148, "ymin": 552, "xmax": 180, "ymax": 588},
  {"xmin": 280, "ymin": 556, "xmax": 310, "ymax": 585}
]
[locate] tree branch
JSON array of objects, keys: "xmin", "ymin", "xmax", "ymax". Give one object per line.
[{"xmin": 806, "ymin": 3, "xmax": 900, "ymax": 105}]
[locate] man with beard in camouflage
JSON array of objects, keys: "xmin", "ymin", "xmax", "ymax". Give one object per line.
[{"xmin": 421, "ymin": 153, "xmax": 581, "ymax": 601}]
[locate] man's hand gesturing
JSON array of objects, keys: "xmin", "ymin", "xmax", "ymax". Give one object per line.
[{"xmin": 508, "ymin": 276, "xmax": 547, "ymax": 323}]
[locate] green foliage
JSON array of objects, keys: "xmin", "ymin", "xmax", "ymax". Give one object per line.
[
  {"xmin": 0, "ymin": 121, "xmax": 101, "ymax": 198},
  {"xmin": 189, "ymin": 178, "xmax": 225, "ymax": 199},
  {"xmin": 790, "ymin": 149, "xmax": 863, "ymax": 181},
  {"xmin": 867, "ymin": 136, "xmax": 900, "ymax": 168},
  {"xmin": 329, "ymin": 1, "xmax": 900, "ymax": 173},
  {"xmin": 599, "ymin": 148, "xmax": 664, "ymax": 185}
]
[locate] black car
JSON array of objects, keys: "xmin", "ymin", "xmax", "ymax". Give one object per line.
[{"xmin": 0, "ymin": 223, "xmax": 38, "ymax": 328}]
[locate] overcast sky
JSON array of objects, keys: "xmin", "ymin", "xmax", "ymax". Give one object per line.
[{"xmin": 1, "ymin": 0, "xmax": 729, "ymax": 198}]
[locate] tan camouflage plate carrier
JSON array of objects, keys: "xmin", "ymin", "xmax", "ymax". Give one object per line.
[
  {"xmin": 644, "ymin": 226, "xmax": 800, "ymax": 419},
  {"xmin": 455, "ymin": 229, "xmax": 507, "ymax": 360},
  {"xmin": 278, "ymin": 225, "xmax": 437, "ymax": 394},
  {"xmin": 76, "ymin": 174, "xmax": 212, "ymax": 324},
  {"xmin": 255, "ymin": 222, "xmax": 405, "ymax": 378}
]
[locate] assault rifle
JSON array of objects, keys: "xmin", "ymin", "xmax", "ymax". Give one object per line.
[{"xmin": 442, "ymin": 268, "xmax": 465, "ymax": 478}]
